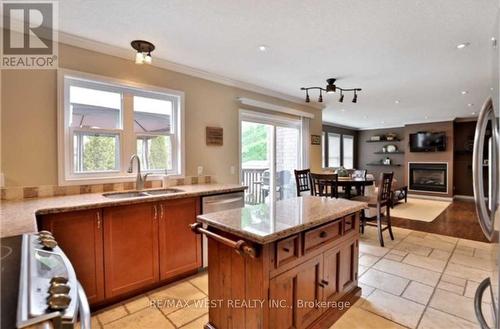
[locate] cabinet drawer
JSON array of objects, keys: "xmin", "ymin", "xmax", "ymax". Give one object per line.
[
  {"xmin": 303, "ymin": 220, "xmax": 342, "ymax": 253},
  {"xmin": 343, "ymin": 214, "xmax": 356, "ymax": 234},
  {"xmin": 276, "ymin": 235, "xmax": 300, "ymax": 267}
]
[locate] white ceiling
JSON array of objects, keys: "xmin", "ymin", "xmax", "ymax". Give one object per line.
[{"xmin": 59, "ymin": 0, "xmax": 498, "ymax": 129}]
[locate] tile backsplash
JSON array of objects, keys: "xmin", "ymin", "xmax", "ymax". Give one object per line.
[{"xmin": 1, "ymin": 175, "xmax": 212, "ymax": 201}]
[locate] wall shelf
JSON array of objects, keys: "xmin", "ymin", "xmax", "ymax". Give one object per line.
[
  {"xmin": 366, "ymin": 163, "xmax": 402, "ymax": 167},
  {"xmin": 365, "ymin": 139, "xmax": 402, "ymax": 143},
  {"xmin": 374, "ymin": 151, "xmax": 405, "ymax": 154}
]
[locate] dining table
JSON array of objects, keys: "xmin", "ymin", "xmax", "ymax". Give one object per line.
[{"xmin": 335, "ymin": 176, "xmax": 375, "ymax": 199}]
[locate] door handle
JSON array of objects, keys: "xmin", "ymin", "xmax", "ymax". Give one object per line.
[
  {"xmin": 474, "ymin": 277, "xmax": 497, "ymax": 329},
  {"xmin": 473, "ymin": 97, "xmax": 498, "ymax": 241}
]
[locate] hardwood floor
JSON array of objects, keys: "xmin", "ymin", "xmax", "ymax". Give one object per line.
[{"xmin": 390, "ymin": 199, "xmax": 493, "ymax": 242}]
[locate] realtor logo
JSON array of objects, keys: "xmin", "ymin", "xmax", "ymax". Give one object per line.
[{"xmin": 1, "ymin": 1, "xmax": 58, "ymax": 68}]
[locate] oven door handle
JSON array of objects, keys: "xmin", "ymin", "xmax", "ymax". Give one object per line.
[
  {"xmin": 77, "ymin": 282, "xmax": 91, "ymax": 329},
  {"xmin": 473, "ymin": 97, "xmax": 498, "ymax": 241}
]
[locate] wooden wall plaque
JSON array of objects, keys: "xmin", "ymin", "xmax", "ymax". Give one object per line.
[{"xmin": 206, "ymin": 127, "xmax": 223, "ymax": 146}]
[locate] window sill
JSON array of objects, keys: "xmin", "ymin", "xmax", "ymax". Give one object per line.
[{"xmin": 59, "ymin": 174, "xmax": 173, "ymax": 186}]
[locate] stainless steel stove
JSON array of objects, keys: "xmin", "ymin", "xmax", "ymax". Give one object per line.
[{"xmin": 11, "ymin": 231, "xmax": 90, "ymax": 329}]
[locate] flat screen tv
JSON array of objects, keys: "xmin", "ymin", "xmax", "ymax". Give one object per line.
[{"xmin": 409, "ymin": 132, "xmax": 446, "ymax": 152}]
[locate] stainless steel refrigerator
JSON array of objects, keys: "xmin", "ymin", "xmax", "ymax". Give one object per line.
[{"xmin": 472, "ymin": 10, "xmax": 500, "ymax": 328}]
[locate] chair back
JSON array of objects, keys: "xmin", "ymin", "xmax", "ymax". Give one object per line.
[
  {"xmin": 377, "ymin": 172, "xmax": 394, "ymax": 204},
  {"xmin": 294, "ymin": 169, "xmax": 311, "ymax": 196},
  {"xmin": 310, "ymin": 173, "xmax": 338, "ymax": 198},
  {"xmin": 352, "ymin": 169, "xmax": 367, "ymax": 179}
]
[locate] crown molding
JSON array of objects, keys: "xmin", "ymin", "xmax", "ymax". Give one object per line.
[{"xmin": 58, "ymin": 32, "xmax": 322, "ymax": 111}]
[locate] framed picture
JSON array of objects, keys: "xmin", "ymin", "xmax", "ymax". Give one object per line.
[{"xmin": 311, "ymin": 134, "xmax": 321, "ymax": 145}]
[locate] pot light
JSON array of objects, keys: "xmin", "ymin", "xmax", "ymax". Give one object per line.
[
  {"xmin": 472, "ymin": 112, "xmax": 476, "ymax": 115},
  {"xmin": 461, "ymin": 91, "xmax": 468, "ymax": 95},
  {"xmin": 258, "ymin": 45, "xmax": 268, "ymax": 52},
  {"xmin": 340, "ymin": 109, "xmax": 345, "ymax": 112},
  {"xmin": 456, "ymin": 42, "xmax": 470, "ymax": 49},
  {"xmin": 395, "ymin": 100, "xmax": 400, "ymax": 104},
  {"xmin": 467, "ymin": 103, "xmax": 474, "ymax": 107}
]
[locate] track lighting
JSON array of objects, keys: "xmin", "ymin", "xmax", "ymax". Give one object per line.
[
  {"xmin": 301, "ymin": 77, "xmax": 361, "ymax": 104},
  {"xmin": 131, "ymin": 40, "xmax": 155, "ymax": 65}
]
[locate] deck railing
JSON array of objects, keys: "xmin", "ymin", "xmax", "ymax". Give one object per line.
[{"xmin": 241, "ymin": 167, "xmax": 268, "ymax": 205}]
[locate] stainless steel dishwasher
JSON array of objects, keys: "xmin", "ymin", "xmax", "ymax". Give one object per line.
[{"xmin": 201, "ymin": 191, "xmax": 245, "ymax": 267}]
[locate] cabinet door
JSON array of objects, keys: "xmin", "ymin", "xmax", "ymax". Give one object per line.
[
  {"xmin": 322, "ymin": 247, "xmax": 340, "ymax": 301},
  {"xmin": 269, "ymin": 256, "xmax": 323, "ymax": 329},
  {"xmin": 339, "ymin": 239, "xmax": 359, "ymax": 295},
  {"xmin": 158, "ymin": 197, "xmax": 201, "ymax": 280},
  {"xmin": 41, "ymin": 209, "xmax": 105, "ymax": 304},
  {"xmin": 103, "ymin": 203, "xmax": 159, "ymax": 298}
]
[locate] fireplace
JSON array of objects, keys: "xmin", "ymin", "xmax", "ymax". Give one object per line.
[{"xmin": 409, "ymin": 163, "xmax": 448, "ymax": 193}]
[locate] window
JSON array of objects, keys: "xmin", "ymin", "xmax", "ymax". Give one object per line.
[
  {"xmin": 60, "ymin": 71, "xmax": 184, "ymax": 185},
  {"xmin": 343, "ymin": 135, "xmax": 354, "ymax": 169},
  {"xmin": 327, "ymin": 133, "xmax": 341, "ymax": 168},
  {"xmin": 321, "ymin": 132, "xmax": 326, "ymax": 168}
]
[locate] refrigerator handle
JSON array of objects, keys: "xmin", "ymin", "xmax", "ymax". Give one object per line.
[
  {"xmin": 473, "ymin": 97, "xmax": 498, "ymax": 241},
  {"xmin": 77, "ymin": 282, "xmax": 91, "ymax": 329},
  {"xmin": 474, "ymin": 277, "xmax": 498, "ymax": 329}
]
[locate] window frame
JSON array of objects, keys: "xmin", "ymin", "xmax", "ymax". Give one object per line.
[
  {"xmin": 327, "ymin": 132, "xmax": 341, "ymax": 168},
  {"xmin": 58, "ymin": 69, "xmax": 185, "ymax": 185}
]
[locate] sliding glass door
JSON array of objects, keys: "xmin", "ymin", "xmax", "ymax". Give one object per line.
[{"xmin": 240, "ymin": 110, "xmax": 302, "ymax": 205}]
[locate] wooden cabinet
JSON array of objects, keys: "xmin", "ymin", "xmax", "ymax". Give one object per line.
[
  {"xmin": 205, "ymin": 212, "xmax": 361, "ymax": 329},
  {"xmin": 41, "ymin": 210, "xmax": 105, "ymax": 304},
  {"xmin": 103, "ymin": 202, "xmax": 159, "ymax": 298},
  {"xmin": 158, "ymin": 198, "xmax": 201, "ymax": 280}
]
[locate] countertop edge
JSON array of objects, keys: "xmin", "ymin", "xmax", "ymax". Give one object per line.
[{"xmin": 197, "ymin": 202, "xmax": 367, "ymax": 244}]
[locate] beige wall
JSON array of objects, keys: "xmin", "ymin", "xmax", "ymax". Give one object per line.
[{"xmin": 1, "ymin": 43, "xmax": 321, "ymax": 187}]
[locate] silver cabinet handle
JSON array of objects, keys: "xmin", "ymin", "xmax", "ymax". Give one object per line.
[
  {"xmin": 96, "ymin": 211, "xmax": 101, "ymax": 230},
  {"xmin": 160, "ymin": 204, "xmax": 164, "ymax": 220},
  {"xmin": 473, "ymin": 97, "xmax": 498, "ymax": 241},
  {"xmin": 474, "ymin": 277, "xmax": 497, "ymax": 329},
  {"xmin": 153, "ymin": 205, "xmax": 158, "ymax": 220}
]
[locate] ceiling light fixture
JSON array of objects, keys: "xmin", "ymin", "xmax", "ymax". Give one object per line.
[
  {"xmin": 456, "ymin": 42, "xmax": 470, "ymax": 49},
  {"xmin": 467, "ymin": 103, "xmax": 474, "ymax": 107},
  {"xmin": 131, "ymin": 40, "xmax": 155, "ymax": 65},
  {"xmin": 301, "ymin": 78, "xmax": 361, "ymax": 104},
  {"xmin": 258, "ymin": 45, "xmax": 268, "ymax": 52},
  {"xmin": 395, "ymin": 100, "xmax": 400, "ymax": 104},
  {"xmin": 461, "ymin": 91, "xmax": 468, "ymax": 95},
  {"xmin": 472, "ymin": 112, "xmax": 476, "ymax": 115}
]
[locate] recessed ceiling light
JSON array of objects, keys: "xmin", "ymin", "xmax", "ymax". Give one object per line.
[
  {"xmin": 467, "ymin": 103, "xmax": 474, "ymax": 107},
  {"xmin": 341, "ymin": 109, "xmax": 345, "ymax": 112},
  {"xmin": 395, "ymin": 100, "xmax": 400, "ymax": 104},
  {"xmin": 425, "ymin": 116, "xmax": 429, "ymax": 119},
  {"xmin": 456, "ymin": 42, "xmax": 470, "ymax": 49},
  {"xmin": 461, "ymin": 91, "xmax": 468, "ymax": 95},
  {"xmin": 258, "ymin": 45, "xmax": 268, "ymax": 52},
  {"xmin": 381, "ymin": 121, "xmax": 385, "ymax": 124},
  {"xmin": 472, "ymin": 112, "xmax": 476, "ymax": 115}
]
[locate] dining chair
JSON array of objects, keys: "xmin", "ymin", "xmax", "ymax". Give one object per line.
[
  {"xmin": 351, "ymin": 169, "xmax": 368, "ymax": 195},
  {"xmin": 352, "ymin": 172, "xmax": 394, "ymax": 247},
  {"xmin": 294, "ymin": 169, "xmax": 311, "ymax": 196},
  {"xmin": 310, "ymin": 173, "xmax": 339, "ymax": 198}
]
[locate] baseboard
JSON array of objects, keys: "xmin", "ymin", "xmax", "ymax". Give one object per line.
[
  {"xmin": 454, "ymin": 195, "xmax": 475, "ymax": 201},
  {"xmin": 407, "ymin": 193, "xmax": 453, "ymax": 202}
]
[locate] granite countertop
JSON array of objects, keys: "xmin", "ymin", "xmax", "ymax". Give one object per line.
[
  {"xmin": 0, "ymin": 184, "xmax": 246, "ymax": 238},
  {"xmin": 196, "ymin": 196, "xmax": 367, "ymax": 244}
]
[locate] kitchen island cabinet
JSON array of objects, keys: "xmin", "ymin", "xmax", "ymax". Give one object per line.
[{"xmin": 194, "ymin": 196, "xmax": 366, "ymax": 329}]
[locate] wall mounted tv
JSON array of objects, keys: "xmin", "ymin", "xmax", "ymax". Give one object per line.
[{"xmin": 409, "ymin": 132, "xmax": 446, "ymax": 152}]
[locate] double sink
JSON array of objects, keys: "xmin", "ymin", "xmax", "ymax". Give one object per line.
[{"xmin": 103, "ymin": 188, "xmax": 184, "ymax": 199}]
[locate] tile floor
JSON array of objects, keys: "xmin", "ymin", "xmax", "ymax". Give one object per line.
[{"xmin": 89, "ymin": 226, "xmax": 498, "ymax": 329}]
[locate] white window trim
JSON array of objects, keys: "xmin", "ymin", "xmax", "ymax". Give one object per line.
[{"xmin": 57, "ymin": 69, "xmax": 185, "ymax": 186}]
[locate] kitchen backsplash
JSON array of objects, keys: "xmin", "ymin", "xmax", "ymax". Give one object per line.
[{"xmin": 0, "ymin": 175, "xmax": 213, "ymax": 201}]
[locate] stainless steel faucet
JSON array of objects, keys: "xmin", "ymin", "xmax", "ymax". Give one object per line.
[{"xmin": 127, "ymin": 154, "xmax": 151, "ymax": 190}]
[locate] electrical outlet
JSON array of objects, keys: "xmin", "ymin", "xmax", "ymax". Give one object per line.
[
  {"xmin": 230, "ymin": 166, "xmax": 236, "ymax": 175},
  {"xmin": 197, "ymin": 166, "xmax": 203, "ymax": 176}
]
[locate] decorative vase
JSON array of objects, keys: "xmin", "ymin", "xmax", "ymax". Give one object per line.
[{"xmin": 336, "ymin": 166, "xmax": 349, "ymax": 177}]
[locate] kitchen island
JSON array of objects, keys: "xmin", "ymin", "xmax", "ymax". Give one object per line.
[{"xmin": 194, "ymin": 196, "xmax": 367, "ymax": 329}]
